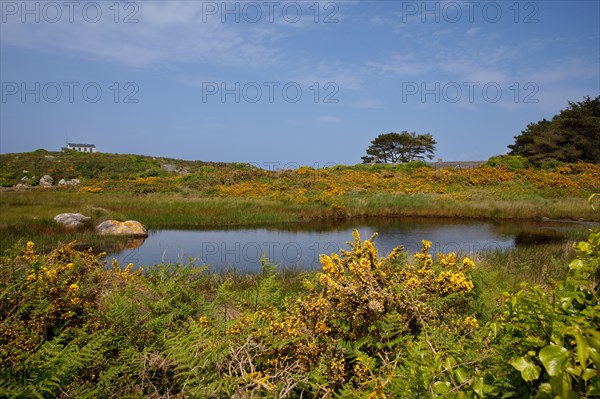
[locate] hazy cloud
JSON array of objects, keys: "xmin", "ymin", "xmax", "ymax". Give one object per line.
[
  {"xmin": 317, "ymin": 115, "xmax": 342, "ymax": 123},
  {"xmin": 1, "ymin": 1, "xmax": 281, "ymax": 69}
]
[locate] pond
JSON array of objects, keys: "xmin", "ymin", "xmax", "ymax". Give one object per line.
[{"xmin": 106, "ymin": 217, "xmax": 594, "ymax": 272}]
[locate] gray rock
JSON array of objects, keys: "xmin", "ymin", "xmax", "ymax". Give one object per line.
[
  {"xmin": 14, "ymin": 183, "xmax": 30, "ymax": 190},
  {"xmin": 58, "ymin": 178, "xmax": 80, "ymax": 186},
  {"xmin": 161, "ymin": 164, "xmax": 189, "ymax": 175},
  {"xmin": 96, "ymin": 220, "xmax": 148, "ymax": 237},
  {"xmin": 39, "ymin": 175, "xmax": 54, "ymax": 187},
  {"xmin": 161, "ymin": 164, "xmax": 177, "ymax": 173},
  {"xmin": 54, "ymin": 213, "xmax": 90, "ymax": 228}
]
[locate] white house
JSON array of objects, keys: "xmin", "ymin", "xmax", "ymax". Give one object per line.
[{"xmin": 62, "ymin": 143, "xmax": 97, "ymax": 153}]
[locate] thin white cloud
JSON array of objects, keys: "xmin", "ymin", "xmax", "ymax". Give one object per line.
[
  {"xmin": 290, "ymin": 60, "xmax": 364, "ymax": 91},
  {"xmin": 466, "ymin": 27, "xmax": 480, "ymax": 37},
  {"xmin": 366, "ymin": 42, "xmax": 515, "ymax": 85},
  {"xmin": 0, "ymin": 1, "xmax": 281, "ymax": 69},
  {"xmin": 370, "ymin": 15, "xmax": 388, "ymax": 25},
  {"xmin": 367, "ymin": 52, "xmax": 433, "ymax": 77},
  {"xmin": 530, "ymin": 59, "xmax": 599, "ymax": 84},
  {"xmin": 352, "ymin": 99, "xmax": 384, "ymax": 109},
  {"xmin": 317, "ymin": 115, "xmax": 342, "ymax": 123}
]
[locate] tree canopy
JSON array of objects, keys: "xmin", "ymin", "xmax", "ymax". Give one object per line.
[
  {"xmin": 362, "ymin": 131, "xmax": 436, "ymax": 164},
  {"xmin": 508, "ymin": 96, "xmax": 600, "ymax": 164}
]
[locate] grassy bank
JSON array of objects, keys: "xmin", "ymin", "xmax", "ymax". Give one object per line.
[
  {"xmin": 3, "ymin": 190, "xmax": 597, "ymax": 227},
  {"xmin": 1, "ymin": 150, "xmax": 599, "ymax": 253},
  {"xmin": 1, "ymin": 190, "xmax": 597, "ymax": 254}
]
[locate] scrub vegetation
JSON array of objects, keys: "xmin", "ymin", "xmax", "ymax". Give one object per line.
[
  {"xmin": 1, "ymin": 136, "xmax": 599, "ymax": 397},
  {"xmin": 1, "ymin": 150, "xmax": 598, "ymax": 253},
  {"xmin": 0, "ymin": 225, "xmax": 598, "ymax": 397}
]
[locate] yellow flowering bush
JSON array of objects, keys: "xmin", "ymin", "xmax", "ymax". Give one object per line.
[
  {"xmin": 211, "ymin": 230, "xmax": 479, "ymax": 396},
  {"xmin": 465, "ymin": 167, "xmax": 514, "ymax": 185},
  {"xmin": 6, "ymin": 227, "xmax": 594, "ymax": 398},
  {"xmin": 111, "ymin": 258, "xmax": 143, "ymax": 281},
  {"xmin": 0, "ymin": 241, "xmax": 105, "ymax": 367},
  {"xmin": 70, "ymin": 162, "xmax": 585, "ymax": 216},
  {"xmin": 78, "ymin": 185, "xmax": 103, "ymax": 193}
]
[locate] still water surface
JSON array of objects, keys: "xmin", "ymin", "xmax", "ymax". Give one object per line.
[{"xmin": 108, "ymin": 218, "xmax": 590, "ymax": 272}]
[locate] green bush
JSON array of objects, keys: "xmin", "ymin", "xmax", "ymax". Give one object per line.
[
  {"xmin": 0, "ymin": 178, "xmax": 14, "ymax": 187},
  {"xmin": 486, "ymin": 155, "xmax": 531, "ymax": 170},
  {"xmin": 483, "ymin": 196, "xmax": 599, "ymax": 397},
  {"xmin": 539, "ymin": 159, "xmax": 568, "ymax": 171},
  {"xmin": 364, "ymin": 160, "xmax": 430, "ymax": 172}
]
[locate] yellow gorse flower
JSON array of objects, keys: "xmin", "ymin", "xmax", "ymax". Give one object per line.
[
  {"xmin": 464, "ymin": 316, "xmax": 479, "ymax": 329},
  {"xmin": 437, "ymin": 271, "xmax": 474, "ymax": 294},
  {"xmin": 112, "ymin": 259, "xmax": 142, "ymax": 280},
  {"xmin": 462, "ymin": 257, "xmax": 476, "ymax": 270},
  {"xmin": 22, "ymin": 241, "xmax": 39, "ymax": 263},
  {"xmin": 198, "ymin": 315, "xmax": 209, "ymax": 327},
  {"xmin": 421, "ymin": 240, "xmax": 432, "ymax": 252},
  {"xmin": 438, "ymin": 252, "xmax": 456, "ymax": 267}
]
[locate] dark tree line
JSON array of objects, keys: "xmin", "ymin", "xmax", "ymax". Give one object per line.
[
  {"xmin": 362, "ymin": 131, "xmax": 436, "ymax": 164},
  {"xmin": 361, "ymin": 96, "xmax": 599, "ymax": 167},
  {"xmin": 508, "ymin": 96, "xmax": 600, "ymax": 164}
]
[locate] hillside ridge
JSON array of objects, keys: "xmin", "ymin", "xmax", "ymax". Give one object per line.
[{"xmin": 0, "ymin": 150, "xmax": 241, "ymax": 187}]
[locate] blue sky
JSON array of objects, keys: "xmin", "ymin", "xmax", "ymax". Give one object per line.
[{"xmin": 1, "ymin": 0, "xmax": 599, "ymax": 167}]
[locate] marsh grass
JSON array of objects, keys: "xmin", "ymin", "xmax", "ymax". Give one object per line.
[
  {"xmin": 0, "ymin": 191, "xmax": 323, "ymax": 253},
  {"xmin": 2, "ymin": 155, "xmax": 598, "ymax": 255},
  {"xmin": 345, "ymin": 192, "xmax": 599, "ymax": 220},
  {"xmin": 0, "ymin": 191, "xmax": 323, "ymax": 224},
  {"xmin": 471, "ymin": 240, "xmax": 579, "ymax": 319},
  {"xmin": 2, "ymin": 189, "xmax": 597, "ymax": 254}
]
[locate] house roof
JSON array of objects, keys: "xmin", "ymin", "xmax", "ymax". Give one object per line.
[{"xmin": 67, "ymin": 143, "xmax": 96, "ymax": 148}]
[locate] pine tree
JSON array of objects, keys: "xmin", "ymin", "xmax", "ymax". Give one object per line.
[{"xmin": 508, "ymin": 96, "xmax": 600, "ymax": 164}]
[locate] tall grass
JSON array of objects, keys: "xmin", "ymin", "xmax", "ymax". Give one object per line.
[
  {"xmin": 471, "ymin": 240, "xmax": 578, "ymax": 319},
  {"xmin": 2, "ymin": 189, "xmax": 598, "ymax": 254},
  {"xmin": 345, "ymin": 192, "xmax": 599, "ymax": 220},
  {"xmin": 0, "ymin": 192, "xmax": 320, "ymax": 253}
]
